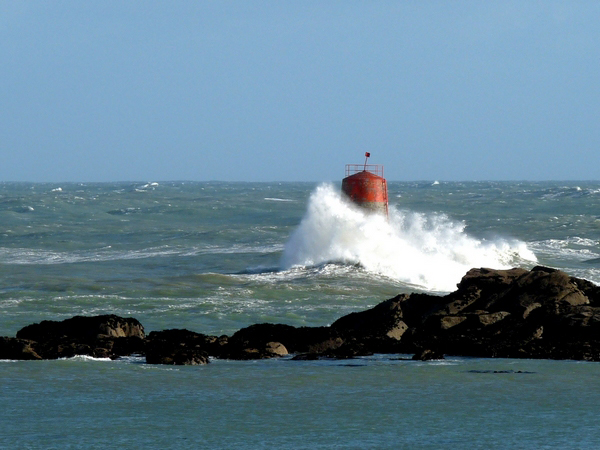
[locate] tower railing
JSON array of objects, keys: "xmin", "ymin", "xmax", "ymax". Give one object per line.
[{"xmin": 345, "ymin": 164, "xmax": 384, "ymax": 177}]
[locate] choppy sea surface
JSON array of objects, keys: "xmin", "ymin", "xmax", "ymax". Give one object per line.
[{"xmin": 1, "ymin": 180, "xmax": 600, "ymax": 448}]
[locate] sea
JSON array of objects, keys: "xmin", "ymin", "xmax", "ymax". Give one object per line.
[{"xmin": 1, "ymin": 180, "xmax": 600, "ymax": 449}]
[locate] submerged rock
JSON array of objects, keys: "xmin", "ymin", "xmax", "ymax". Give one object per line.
[{"xmin": 412, "ymin": 349, "xmax": 444, "ymax": 361}]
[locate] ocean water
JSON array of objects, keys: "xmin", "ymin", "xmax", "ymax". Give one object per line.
[{"xmin": 1, "ymin": 180, "xmax": 599, "ymax": 448}]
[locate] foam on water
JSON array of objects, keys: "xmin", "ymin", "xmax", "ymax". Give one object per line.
[
  {"xmin": 281, "ymin": 184, "xmax": 536, "ymax": 292},
  {"xmin": 59, "ymin": 355, "xmax": 112, "ymax": 362},
  {"xmin": 528, "ymin": 237, "xmax": 600, "ymax": 284},
  {"xmin": 264, "ymin": 197, "xmax": 295, "ymax": 202}
]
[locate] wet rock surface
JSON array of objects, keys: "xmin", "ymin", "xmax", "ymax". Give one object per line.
[
  {"xmin": 3, "ymin": 266, "xmax": 600, "ymax": 364},
  {"xmin": 5, "ymin": 315, "xmax": 146, "ymax": 360},
  {"xmin": 145, "ymin": 329, "xmax": 212, "ymax": 365},
  {"xmin": 400, "ymin": 266, "xmax": 600, "ymax": 361}
]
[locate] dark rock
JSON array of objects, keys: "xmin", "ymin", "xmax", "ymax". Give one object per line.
[
  {"xmin": 331, "ymin": 297, "xmax": 409, "ymax": 340},
  {"xmin": 291, "ymin": 341, "xmax": 373, "ymax": 361},
  {"xmin": 0, "ymin": 337, "xmax": 42, "ymax": 360},
  {"xmin": 11, "ymin": 315, "xmax": 146, "ymax": 360},
  {"xmin": 225, "ymin": 266, "xmax": 600, "ymax": 361},
  {"xmin": 400, "ymin": 266, "xmax": 600, "ymax": 361},
  {"xmin": 220, "ymin": 341, "xmax": 289, "ymax": 360},
  {"xmin": 324, "ymin": 340, "xmax": 374, "ymax": 359},
  {"xmin": 412, "ymin": 349, "xmax": 444, "ymax": 361},
  {"xmin": 17, "ymin": 314, "xmax": 145, "ymax": 341},
  {"xmin": 225, "ymin": 323, "xmax": 343, "ymax": 358},
  {"xmin": 291, "ymin": 353, "xmax": 321, "ymax": 361},
  {"xmin": 145, "ymin": 329, "xmax": 210, "ymax": 365},
  {"xmin": 96, "ymin": 336, "xmax": 146, "ymax": 359}
]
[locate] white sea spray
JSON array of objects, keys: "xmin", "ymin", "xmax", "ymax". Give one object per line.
[{"xmin": 281, "ymin": 184, "xmax": 537, "ymax": 292}]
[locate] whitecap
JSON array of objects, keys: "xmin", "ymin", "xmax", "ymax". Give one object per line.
[
  {"xmin": 264, "ymin": 197, "xmax": 294, "ymax": 202},
  {"xmin": 59, "ymin": 355, "xmax": 112, "ymax": 362},
  {"xmin": 137, "ymin": 182, "xmax": 159, "ymax": 191}
]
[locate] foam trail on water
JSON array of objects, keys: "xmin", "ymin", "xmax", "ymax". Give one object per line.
[{"xmin": 281, "ymin": 184, "xmax": 536, "ymax": 292}]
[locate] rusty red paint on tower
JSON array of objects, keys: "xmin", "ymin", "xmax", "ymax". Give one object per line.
[{"xmin": 341, "ymin": 153, "xmax": 389, "ymax": 215}]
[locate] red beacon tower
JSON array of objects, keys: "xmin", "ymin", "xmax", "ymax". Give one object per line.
[{"xmin": 341, "ymin": 152, "xmax": 389, "ymax": 216}]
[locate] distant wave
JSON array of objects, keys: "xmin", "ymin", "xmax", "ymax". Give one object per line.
[
  {"xmin": 264, "ymin": 197, "xmax": 295, "ymax": 202},
  {"xmin": 541, "ymin": 186, "xmax": 600, "ymax": 199}
]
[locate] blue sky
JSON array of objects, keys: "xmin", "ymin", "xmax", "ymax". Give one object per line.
[{"xmin": 1, "ymin": 1, "xmax": 599, "ymax": 182}]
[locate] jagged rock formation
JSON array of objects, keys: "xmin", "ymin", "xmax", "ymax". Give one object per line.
[
  {"xmin": 3, "ymin": 315, "xmax": 145, "ymax": 360},
  {"xmin": 399, "ymin": 266, "xmax": 600, "ymax": 360},
  {"xmin": 2, "ymin": 267, "xmax": 600, "ymax": 364}
]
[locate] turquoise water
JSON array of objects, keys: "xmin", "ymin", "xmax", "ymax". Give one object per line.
[
  {"xmin": 1, "ymin": 181, "xmax": 600, "ymax": 448},
  {"xmin": 2, "ymin": 356, "xmax": 599, "ymax": 448}
]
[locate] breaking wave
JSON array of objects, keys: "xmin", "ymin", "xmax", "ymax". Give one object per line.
[{"xmin": 281, "ymin": 184, "xmax": 536, "ymax": 292}]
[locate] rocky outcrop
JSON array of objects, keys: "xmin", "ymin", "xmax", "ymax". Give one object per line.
[
  {"xmin": 331, "ymin": 296, "xmax": 409, "ymax": 340},
  {"xmin": 16, "ymin": 314, "xmax": 145, "ymax": 341},
  {"xmin": 2, "ymin": 266, "xmax": 600, "ymax": 364},
  {"xmin": 399, "ymin": 266, "xmax": 600, "ymax": 361},
  {"xmin": 145, "ymin": 329, "xmax": 214, "ymax": 365},
  {"xmin": 289, "ymin": 265, "xmax": 600, "ymax": 361},
  {"xmin": 7, "ymin": 315, "xmax": 146, "ymax": 360}
]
